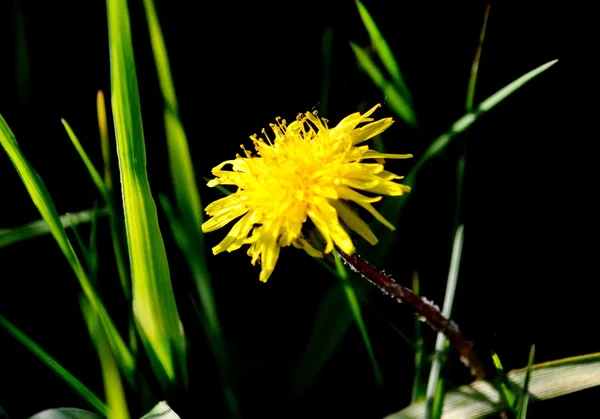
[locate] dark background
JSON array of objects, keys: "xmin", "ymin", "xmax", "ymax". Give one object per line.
[{"xmin": 1, "ymin": 1, "xmax": 598, "ymax": 418}]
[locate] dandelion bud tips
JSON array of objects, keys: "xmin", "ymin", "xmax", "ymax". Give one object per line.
[{"xmin": 201, "ymin": 104, "xmax": 412, "ymax": 282}]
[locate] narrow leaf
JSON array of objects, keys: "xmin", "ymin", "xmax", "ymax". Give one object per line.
[
  {"xmin": 0, "ymin": 314, "xmax": 108, "ymax": 416},
  {"xmin": 107, "ymin": 0, "xmax": 185, "ymax": 385},
  {"xmin": 355, "ymin": 0, "xmax": 412, "ymax": 102}
]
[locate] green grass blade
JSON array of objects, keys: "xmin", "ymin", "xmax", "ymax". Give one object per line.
[
  {"xmin": 61, "ymin": 119, "xmax": 107, "ymax": 199},
  {"xmin": 492, "ymin": 352, "xmax": 518, "ymax": 411},
  {"xmin": 350, "ymin": 42, "xmax": 416, "ymax": 127},
  {"xmin": 516, "ymin": 345, "xmax": 536, "ymax": 419},
  {"xmin": 97, "ymin": 90, "xmax": 130, "ymax": 301},
  {"xmin": 334, "ymin": 251, "xmax": 383, "ymax": 386},
  {"xmin": 411, "ymin": 271, "xmax": 426, "ymax": 403},
  {"xmin": 88, "ymin": 203, "xmax": 100, "ymax": 281},
  {"xmin": 107, "ymin": 0, "xmax": 186, "ymax": 386},
  {"xmin": 424, "ymin": 225, "xmax": 465, "ymax": 418},
  {"xmin": 81, "ymin": 298, "xmax": 131, "ymax": 419},
  {"xmin": 385, "ymin": 351, "xmax": 600, "ymax": 419},
  {"xmin": 320, "ymin": 26, "xmax": 333, "ymax": 115},
  {"xmin": 0, "ymin": 314, "xmax": 108, "ymax": 416},
  {"xmin": 355, "ymin": 0, "xmax": 412, "ymax": 102},
  {"xmin": 373, "ymin": 59, "xmax": 558, "ymax": 264},
  {"xmin": 0, "ymin": 208, "xmax": 106, "ymax": 249},
  {"xmin": 66, "ymin": 212, "xmax": 93, "ymax": 275},
  {"xmin": 0, "ymin": 115, "xmax": 135, "ymax": 383}
]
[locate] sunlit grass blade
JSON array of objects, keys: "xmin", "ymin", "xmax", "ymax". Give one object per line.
[
  {"xmin": 107, "ymin": 0, "xmax": 186, "ymax": 386},
  {"xmin": 97, "ymin": 90, "xmax": 130, "ymax": 301},
  {"xmin": 350, "ymin": 42, "xmax": 416, "ymax": 127},
  {"xmin": 0, "ymin": 208, "xmax": 106, "ymax": 249},
  {"xmin": 386, "ymin": 351, "xmax": 600, "ymax": 419},
  {"xmin": 0, "ymin": 115, "xmax": 135, "ymax": 383},
  {"xmin": 516, "ymin": 345, "xmax": 536, "ymax": 419},
  {"xmin": 372, "ymin": 59, "xmax": 558, "ymax": 264},
  {"xmin": 492, "ymin": 352, "xmax": 517, "ymax": 412},
  {"xmin": 355, "ymin": 0, "xmax": 412, "ymax": 102},
  {"xmin": 61, "ymin": 119, "xmax": 107, "ymax": 199},
  {"xmin": 142, "ymin": 0, "xmax": 236, "ymax": 407},
  {"xmin": 320, "ymin": 26, "xmax": 333, "ymax": 115},
  {"xmin": 425, "ymin": 225, "xmax": 465, "ymax": 418},
  {"xmin": 334, "ymin": 251, "xmax": 383, "ymax": 386},
  {"xmin": 0, "ymin": 314, "xmax": 108, "ymax": 416},
  {"xmin": 411, "ymin": 271, "xmax": 426, "ymax": 403},
  {"xmin": 81, "ymin": 298, "xmax": 131, "ymax": 419}
]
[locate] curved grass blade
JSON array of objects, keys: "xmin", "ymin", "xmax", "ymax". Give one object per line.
[
  {"xmin": 81, "ymin": 298, "xmax": 131, "ymax": 419},
  {"xmin": 107, "ymin": 0, "xmax": 186, "ymax": 386},
  {"xmin": 386, "ymin": 351, "xmax": 600, "ymax": 419},
  {"xmin": 355, "ymin": 0, "xmax": 412, "ymax": 102},
  {"xmin": 0, "ymin": 115, "xmax": 135, "ymax": 383},
  {"xmin": 334, "ymin": 251, "xmax": 383, "ymax": 386},
  {"xmin": 0, "ymin": 208, "xmax": 106, "ymax": 249},
  {"xmin": 297, "ymin": 59, "xmax": 558, "ymax": 395},
  {"xmin": 61, "ymin": 119, "xmax": 107, "ymax": 200},
  {"xmin": 373, "ymin": 58, "xmax": 558, "ymax": 264},
  {"xmin": 350, "ymin": 42, "xmax": 416, "ymax": 127},
  {"xmin": 0, "ymin": 314, "xmax": 108, "ymax": 416}
]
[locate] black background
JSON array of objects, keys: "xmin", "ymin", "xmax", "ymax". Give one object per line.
[{"xmin": 0, "ymin": 1, "xmax": 598, "ymax": 418}]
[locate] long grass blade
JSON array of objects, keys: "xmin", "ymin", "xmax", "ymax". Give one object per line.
[
  {"xmin": 350, "ymin": 42, "xmax": 416, "ymax": 127},
  {"xmin": 0, "ymin": 314, "xmax": 108, "ymax": 416},
  {"xmin": 373, "ymin": 59, "xmax": 558, "ymax": 264},
  {"xmin": 492, "ymin": 352, "xmax": 518, "ymax": 412},
  {"xmin": 0, "ymin": 115, "xmax": 135, "ymax": 383},
  {"xmin": 355, "ymin": 0, "xmax": 412, "ymax": 102},
  {"xmin": 386, "ymin": 351, "xmax": 600, "ymax": 419},
  {"xmin": 0, "ymin": 208, "xmax": 106, "ymax": 249},
  {"xmin": 107, "ymin": 0, "xmax": 186, "ymax": 386}
]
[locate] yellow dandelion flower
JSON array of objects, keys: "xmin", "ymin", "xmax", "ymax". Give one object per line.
[{"xmin": 201, "ymin": 104, "xmax": 412, "ymax": 282}]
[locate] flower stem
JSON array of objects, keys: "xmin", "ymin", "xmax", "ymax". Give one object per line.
[{"xmin": 338, "ymin": 251, "xmax": 486, "ymax": 380}]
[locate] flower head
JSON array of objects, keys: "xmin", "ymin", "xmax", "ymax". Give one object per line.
[{"xmin": 201, "ymin": 104, "xmax": 412, "ymax": 282}]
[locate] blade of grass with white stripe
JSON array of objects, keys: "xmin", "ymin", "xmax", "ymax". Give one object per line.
[
  {"xmin": 424, "ymin": 225, "xmax": 465, "ymax": 419},
  {"xmin": 0, "ymin": 314, "xmax": 108, "ymax": 416},
  {"xmin": 81, "ymin": 298, "xmax": 131, "ymax": 419},
  {"xmin": 0, "ymin": 114, "xmax": 134, "ymax": 383},
  {"xmin": 355, "ymin": 0, "xmax": 412, "ymax": 103},
  {"xmin": 386, "ymin": 351, "xmax": 600, "ymax": 419},
  {"xmin": 296, "ymin": 59, "xmax": 558, "ymax": 396},
  {"xmin": 0, "ymin": 208, "xmax": 106, "ymax": 249},
  {"xmin": 107, "ymin": 0, "xmax": 186, "ymax": 386}
]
